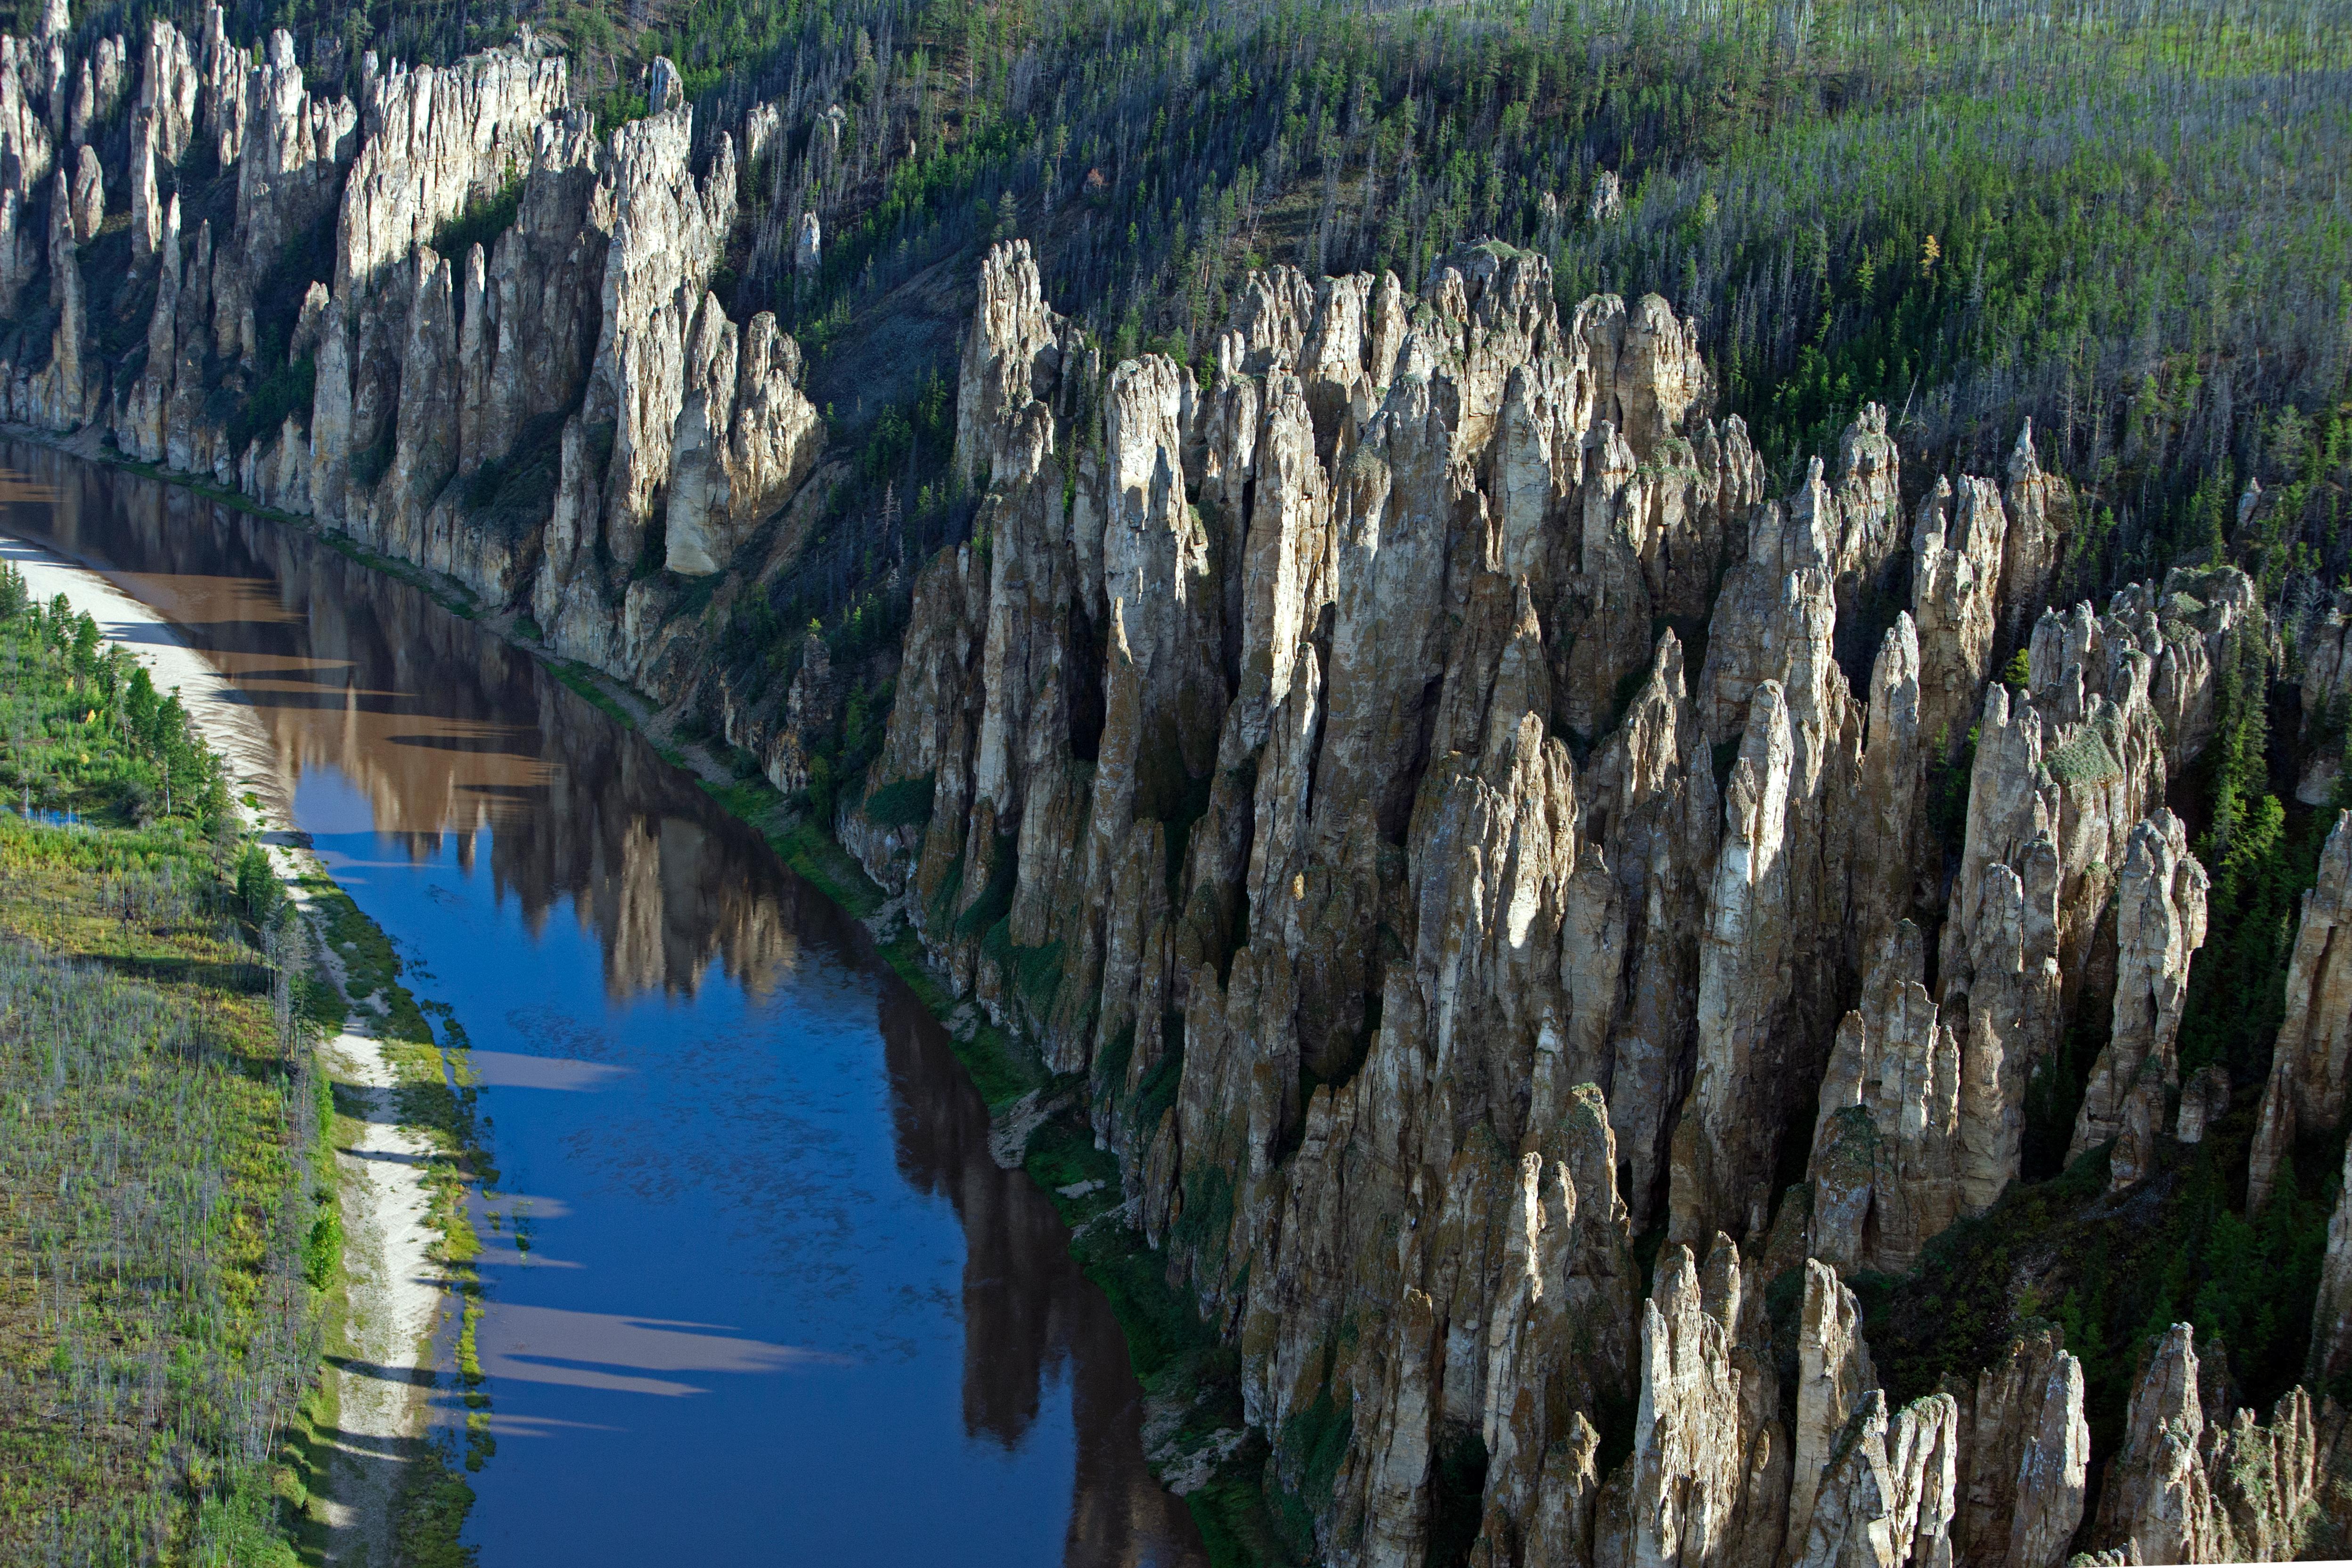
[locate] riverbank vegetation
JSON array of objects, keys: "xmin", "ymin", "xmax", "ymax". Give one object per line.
[
  {"xmin": 0, "ymin": 564, "xmax": 329, "ymax": 1563},
  {"xmin": 0, "ymin": 561, "xmax": 500, "ymax": 1564}
]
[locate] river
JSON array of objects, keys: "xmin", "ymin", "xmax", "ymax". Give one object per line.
[{"xmin": 0, "ymin": 438, "xmax": 1206, "ymax": 1568}]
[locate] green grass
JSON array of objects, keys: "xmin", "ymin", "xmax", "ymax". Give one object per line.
[
  {"xmin": 861, "ymin": 773, "xmax": 936, "ymax": 828},
  {"xmin": 390, "ymin": 1438, "xmax": 479, "ymax": 1568},
  {"xmin": 775, "ymin": 818, "xmax": 889, "ymax": 920},
  {"xmin": 549, "ymin": 661, "xmax": 636, "ymax": 727},
  {"xmin": 0, "ymin": 575, "xmax": 318, "ymax": 1561},
  {"xmin": 0, "ymin": 564, "xmax": 500, "ymax": 1561}
]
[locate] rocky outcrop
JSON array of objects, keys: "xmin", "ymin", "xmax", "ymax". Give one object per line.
[
  {"xmin": 212, "ymin": 29, "xmax": 360, "ymax": 364},
  {"xmin": 1954, "ymin": 1327, "xmax": 2090, "ymax": 1568},
  {"xmin": 66, "ymin": 142, "xmax": 98, "ymax": 238},
  {"xmin": 663, "ymin": 302, "xmax": 822, "ymax": 575},
  {"xmin": 1997, "ymin": 425, "xmax": 2072, "ymax": 653},
  {"xmin": 1921, "ymin": 575, "xmax": 2246, "ymax": 1205},
  {"xmin": 1806, "ymin": 923, "xmax": 1999, "ymax": 1275},
  {"xmin": 954, "ymin": 238, "xmax": 1078, "ymax": 488},
  {"xmin": 1788, "ymin": 1260, "xmax": 1879, "ymax": 1557},
  {"xmin": 2091, "ymin": 1323, "xmax": 2322, "ymax": 1564},
  {"xmin": 332, "ymin": 36, "xmax": 568, "ymax": 301},
  {"xmin": 22, "ymin": 169, "xmax": 89, "ymax": 429},
  {"xmin": 1792, "ymin": 1389, "xmax": 1961, "ymax": 1568},
  {"xmin": 856, "ymin": 242, "xmax": 1792, "ymax": 1558},
  {"xmin": 0, "ymin": 10, "xmax": 836, "ymax": 786},
  {"xmin": 829, "ymin": 237, "xmax": 2295, "ymax": 1566},
  {"xmin": 2296, "ymin": 592, "xmax": 2352, "ymax": 803},
  {"xmin": 1471, "ymin": 1085, "xmax": 1636, "ymax": 1567},
  {"xmin": 1621, "ymin": 1238, "xmax": 1785, "ymax": 1568},
  {"xmin": 1911, "ymin": 474, "xmax": 2006, "ymax": 759},
  {"xmin": 2249, "ymin": 809, "xmax": 2352, "ymax": 1210},
  {"xmin": 1675, "ymin": 473, "xmax": 1930, "ymax": 1245},
  {"xmin": 2068, "ymin": 811, "xmax": 2208, "ymax": 1175},
  {"xmin": 524, "ymin": 98, "xmax": 747, "ymax": 669}
]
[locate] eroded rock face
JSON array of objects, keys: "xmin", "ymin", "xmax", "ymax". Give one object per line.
[
  {"xmin": 824, "ymin": 239, "xmax": 2299, "ymax": 1566},
  {"xmin": 2068, "ymin": 810, "xmax": 2208, "ymax": 1176},
  {"xmin": 1912, "ymin": 474, "xmax": 2006, "ymax": 760},
  {"xmin": 1787, "ymin": 1259, "xmax": 1878, "ymax": 1557},
  {"xmin": 2092, "ymin": 1324, "xmax": 2322, "ymax": 1565},
  {"xmin": 2249, "ymin": 810, "xmax": 2352, "ymax": 1210},
  {"xmin": 1998, "ymin": 424, "xmax": 2072, "ymax": 653},
  {"xmin": 664, "ymin": 302, "xmax": 822, "ymax": 575},
  {"xmin": 0, "ymin": 15, "xmax": 832, "ymax": 765},
  {"xmin": 1624, "ymin": 1239, "xmax": 1785, "ymax": 1568},
  {"xmin": 333, "ymin": 36, "xmax": 568, "ymax": 301},
  {"xmin": 212, "ymin": 29, "xmax": 360, "ymax": 365},
  {"xmin": 1791, "ymin": 1389, "xmax": 1960, "ymax": 1568},
  {"xmin": 853, "ymin": 255, "xmax": 1810, "ymax": 1568},
  {"xmin": 1806, "ymin": 923, "xmax": 1995, "ymax": 1275},
  {"xmin": 1953, "ymin": 1327, "xmax": 2089, "ymax": 1568},
  {"xmin": 1474, "ymin": 1086, "xmax": 1636, "ymax": 1565}
]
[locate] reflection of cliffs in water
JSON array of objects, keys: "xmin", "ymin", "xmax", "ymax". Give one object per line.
[
  {"xmin": 878, "ymin": 983, "xmax": 1198, "ymax": 1568},
  {"xmin": 2, "ymin": 439, "xmax": 793, "ymax": 1002},
  {"xmin": 2, "ymin": 439, "xmax": 1207, "ymax": 1565}
]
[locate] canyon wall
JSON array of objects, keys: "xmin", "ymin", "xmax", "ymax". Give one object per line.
[
  {"xmin": 842, "ymin": 239, "xmax": 2352, "ymax": 1567},
  {"xmin": 0, "ymin": 12, "xmax": 823, "ymax": 757}
]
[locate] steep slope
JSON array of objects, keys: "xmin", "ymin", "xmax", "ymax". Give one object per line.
[{"xmin": 837, "ymin": 238, "xmax": 2351, "ymax": 1566}]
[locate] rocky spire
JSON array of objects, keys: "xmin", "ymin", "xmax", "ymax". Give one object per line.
[
  {"xmin": 1997, "ymin": 421, "xmax": 2072, "ymax": 652},
  {"xmin": 2092, "ymin": 1323, "xmax": 2322, "ymax": 1564},
  {"xmin": 2248, "ymin": 809, "xmax": 2352, "ymax": 1210},
  {"xmin": 1790, "ymin": 1388, "xmax": 1961, "ymax": 1568},
  {"xmin": 1952, "ymin": 1326, "xmax": 2089, "ymax": 1568},
  {"xmin": 1806, "ymin": 922, "xmax": 2007, "ymax": 1274},
  {"xmin": 1786, "ymin": 1259, "xmax": 1879, "ymax": 1556},
  {"xmin": 1624, "ymin": 1239, "xmax": 1784, "ymax": 1568},
  {"xmin": 1911, "ymin": 474, "xmax": 2007, "ymax": 759},
  {"xmin": 2068, "ymin": 811, "xmax": 2208, "ymax": 1171}
]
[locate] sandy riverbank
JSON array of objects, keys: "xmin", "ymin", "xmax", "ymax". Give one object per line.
[{"xmin": 0, "ymin": 525, "xmax": 446, "ymax": 1568}]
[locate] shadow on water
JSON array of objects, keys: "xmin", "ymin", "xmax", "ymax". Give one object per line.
[{"xmin": 0, "ymin": 438, "xmax": 1207, "ymax": 1568}]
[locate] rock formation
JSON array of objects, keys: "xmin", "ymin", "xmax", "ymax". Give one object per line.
[
  {"xmin": 2249, "ymin": 809, "xmax": 2352, "ymax": 1210},
  {"xmin": 2068, "ymin": 810, "xmax": 2208, "ymax": 1175},
  {"xmin": 837, "ymin": 238, "xmax": 2237, "ymax": 1566},
  {"xmin": 2311, "ymin": 1142, "xmax": 2352, "ymax": 1389},
  {"xmin": 1805, "ymin": 923, "xmax": 1996, "ymax": 1275},
  {"xmin": 2091, "ymin": 1324, "xmax": 2322, "ymax": 1564}
]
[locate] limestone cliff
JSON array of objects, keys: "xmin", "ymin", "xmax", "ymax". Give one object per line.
[
  {"xmin": 0, "ymin": 16, "xmax": 834, "ymax": 781},
  {"xmin": 834, "ymin": 239, "xmax": 2319, "ymax": 1565}
]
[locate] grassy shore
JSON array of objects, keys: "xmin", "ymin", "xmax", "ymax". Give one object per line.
[
  {"xmin": 0, "ymin": 557, "xmax": 497, "ymax": 1565},
  {"xmin": 0, "ymin": 565, "xmax": 326, "ymax": 1561}
]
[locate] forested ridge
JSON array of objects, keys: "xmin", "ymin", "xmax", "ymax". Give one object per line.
[
  {"xmin": 616, "ymin": 0, "xmax": 2352, "ymax": 882},
  {"xmin": 44, "ymin": 0, "xmax": 2349, "ymax": 631}
]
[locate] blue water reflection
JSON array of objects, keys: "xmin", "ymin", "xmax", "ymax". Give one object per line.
[{"xmin": 0, "ymin": 438, "xmax": 1203, "ymax": 1568}]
